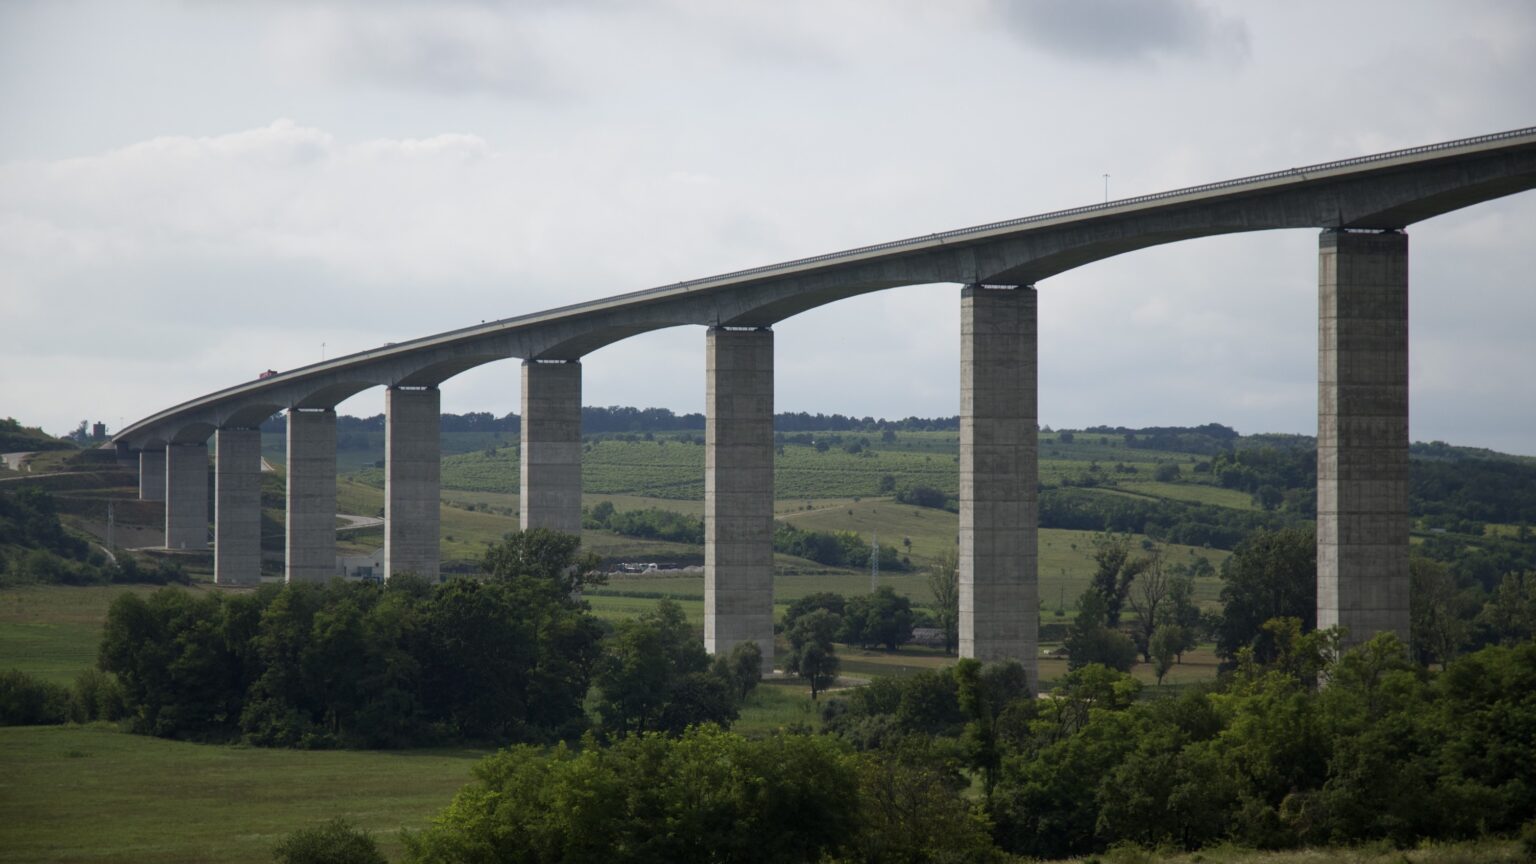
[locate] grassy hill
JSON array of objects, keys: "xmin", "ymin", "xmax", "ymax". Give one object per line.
[{"xmin": 0, "ymin": 418, "xmax": 75, "ymax": 456}]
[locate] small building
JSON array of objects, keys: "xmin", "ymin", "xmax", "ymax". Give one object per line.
[{"xmin": 337, "ymin": 548, "xmax": 385, "ymax": 582}]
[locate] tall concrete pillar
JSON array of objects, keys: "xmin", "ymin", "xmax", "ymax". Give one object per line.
[
  {"xmin": 138, "ymin": 448, "xmax": 166, "ymax": 501},
  {"xmin": 704, "ymin": 327, "xmax": 775, "ymax": 669},
  {"xmin": 958, "ymin": 284, "xmax": 1039, "ymax": 693},
  {"xmin": 286, "ymin": 409, "xmax": 337, "ymax": 583},
  {"xmin": 164, "ymin": 442, "xmax": 209, "ymax": 550},
  {"xmin": 386, "ymin": 386, "xmax": 440, "ymax": 581},
  {"xmin": 1317, "ymin": 229, "xmax": 1409, "ymax": 645},
  {"xmin": 214, "ymin": 427, "xmax": 262, "ymax": 585},
  {"xmin": 521, "ymin": 360, "xmax": 583, "ymax": 535}
]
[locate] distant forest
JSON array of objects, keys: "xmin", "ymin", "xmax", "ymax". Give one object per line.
[{"xmin": 260, "ymin": 407, "xmax": 964, "ymax": 435}]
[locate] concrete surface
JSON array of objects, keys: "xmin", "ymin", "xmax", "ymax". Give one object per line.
[
  {"xmin": 704, "ymin": 327, "xmax": 775, "ymax": 670},
  {"xmin": 957, "ymin": 286, "xmax": 1039, "ymax": 692},
  {"xmin": 164, "ymin": 442, "xmax": 208, "ymax": 550},
  {"xmin": 286, "ymin": 409, "xmax": 337, "ymax": 583},
  {"xmin": 214, "ymin": 427, "xmax": 261, "ymax": 585},
  {"xmin": 138, "ymin": 448, "xmax": 165, "ymax": 501},
  {"xmin": 386, "ymin": 386, "xmax": 440, "ymax": 581},
  {"xmin": 520, "ymin": 360, "xmax": 583, "ymax": 535},
  {"xmin": 1317, "ymin": 230, "xmax": 1410, "ymax": 644}
]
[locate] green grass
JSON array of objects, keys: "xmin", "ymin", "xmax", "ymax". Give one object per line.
[
  {"xmin": 732, "ymin": 678, "xmax": 823, "ymax": 734},
  {"xmin": 1117, "ymin": 479, "xmax": 1257, "ymax": 509},
  {"xmin": 0, "ymin": 724, "xmax": 485, "ymax": 864},
  {"xmin": 0, "ymin": 585, "xmax": 171, "ymax": 685},
  {"xmin": 586, "ymin": 593, "xmax": 704, "ymax": 624}
]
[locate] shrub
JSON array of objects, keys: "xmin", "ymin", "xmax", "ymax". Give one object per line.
[
  {"xmin": 272, "ymin": 818, "xmax": 386, "ymax": 864},
  {"xmin": 0, "ymin": 668, "xmax": 71, "ymax": 726}
]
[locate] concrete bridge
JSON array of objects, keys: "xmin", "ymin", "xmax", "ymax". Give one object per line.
[{"xmin": 114, "ymin": 126, "xmax": 1536, "ymax": 685}]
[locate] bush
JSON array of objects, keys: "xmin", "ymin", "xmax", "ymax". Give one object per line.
[
  {"xmin": 0, "ymin": 668, "xmax": 71, "ymax": 725},
  {"xmin": 70, "ymin": 668, "xmax": 126, "ymax": 723},
  {"xmin": 272, "ymin": 818, "xmax": 386, "ymax": 864}
]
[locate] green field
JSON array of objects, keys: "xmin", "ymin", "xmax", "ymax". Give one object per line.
[
  {"xmin": 0, "ymin": 724, "xmax": 484, "ymax": 864},
  {"xmin": 0, "ymin": 585, "xmax": 167, "ymax": 685}
]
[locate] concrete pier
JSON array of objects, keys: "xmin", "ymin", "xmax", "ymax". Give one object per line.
[
  {"xmin": 704, "ymin": 327, "xmax": 775, "ymax": 669},
  {"xmin": 138, "ymin": 448, "xmax": 166, "ymax": 501},
  {"xmin": 214, "ymin": 428, "xmax": 262, "ymax": 585},
  {"xmin": 1317, "ymin": 230, "xmax": 1410, "ymax": 644},
  {"xmin": 164, "ymin": 442, "xmax": 209, "ymax": 550},
  {"xmin": 386, "ymin": 386, "xmax": 440, "ymax": 580},
  {"xmin": 520, "ymin": 360, "xmax": 583, "ymax": 535},
  {"xmin": 958, "ymin": 285, "xmax": 1039, "ymax": 692},
  {"xmin": 286, "ymin": 409, "xmax": 337, "ymax": 583}
]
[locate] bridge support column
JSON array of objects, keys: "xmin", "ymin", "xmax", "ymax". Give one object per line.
[
  {"xmin": 958, "ymin": 284, "xmax": 1038, "ymax": 693},
  {"xmin": 521, "ymin": 360, "xmax": 583, "ymax": 535},
  {"xmin": 138, "ymin": 448, "xmax": 166, "ymax": 501},
  {"xmin": 386, "ymin": 386, "xmax": 440, "ymax": 581},
  {"xmin": 1317, "ymin": 230, "xmax": 1409, "ymax": 645},
  {"xmin": 286, "ymin": 409, "xmax": 336, "ymax": 583},
  {"xmin": 704, "ymin": 327, "xmax": 774, "ymax": 670},
  {"xmin": 214, "ymin": 428, "xmax": 262, "ymax": 585},
  {"xmin": 164, "ymin": 442, "xmax": 209, "ymax": 550}
]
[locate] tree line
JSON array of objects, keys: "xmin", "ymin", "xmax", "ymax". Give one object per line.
[
  {"xmin": 583, "ymin": 500, "xmax": 909, "ymax": 572},
  {"xmin": 0, "ymin": 487, "xmax": 188, "ymax": 588},
  {"xmin": 27, "ymin": 531, "xmax": 771, "ymax": 748},
  {"xmin": 397, "ymin": 635, "xmax": 1536, "ymax": 862}
]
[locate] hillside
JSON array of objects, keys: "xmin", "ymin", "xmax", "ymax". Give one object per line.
[{"xmin": 0, "ymin": 418, "xmax": 75, "ymax": 455}]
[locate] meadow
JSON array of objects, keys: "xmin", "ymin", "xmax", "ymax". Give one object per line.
[{"xmin": 0, "ymin": 723, "xmax": 484, "ymax": 864}]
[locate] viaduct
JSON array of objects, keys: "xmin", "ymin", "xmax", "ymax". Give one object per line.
[{"xmin": 114, "ymin": 127, "xmax": 1536, "ymax": 687}]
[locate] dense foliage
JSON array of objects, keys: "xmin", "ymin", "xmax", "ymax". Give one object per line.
[
  {"xmin": 0, "ymin": 416, "xmax": 74, "ymax": 452},
  {"xmin": 0, "ymin": 487, "xmax": 187, "ymax": 587},
  {"xmin": 409, "ymin": 637, "xmax": 1536, "ymax": 860},
  {"xmin": 772, "ymin": 523, "xmax": 908, "ymax": 571},
  {"xmin": 0, "ymin": 667, "xmax": 125, "ymax": 727},
  {"xmin": 98, "ymin": 530, "xmax": 605, "ymax": 747},
  {"xmin": 592, "ymin": 600, "xmax": 750, "ymax": 736},
  {"xmin": 1039, "ymin": 487, "xmax": 1287, "ymax": 550},
  {"xmin": 405, "ymin": 728, "xmax": 870, "ymax": 864},
  {"xmin": 273, "ymin": 818, "xmax": 386, "ymax": 864},
  {"xmin": 583, "ymin": 501, "xmax": 704, "ymax": 544}
]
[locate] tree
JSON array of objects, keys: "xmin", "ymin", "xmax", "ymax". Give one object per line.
[
  {"xmin": 712, "ymin": 639, "xmax": 763, "ymax": 700},
  {"xmin": 482, "ymin": 528, "xmax": 604, "ymax": 599},
  {"xmin": 1163, "ymin": 569, "xmax": 1202, "ymax": 662},
  {"xmin": 1064, "ymin": 589, "xmax": 1136, "ymax": 672},
  {"xmin": 955, "ymin": 658, "xmax": 1030, "ymax": 801},
  {"xmin": 595, "ymin": 600, "xmax": 732, "ymax": 735},
  {"xmin": 785, "ymin": 608, "xmax": 841, "ymax": 699},
  {"xmin": 1126, "ymin": 547, "xmax": 1169, "ymax": 662},
  {"xmin": 927, "ymin": 549, "xmax": 960, "ymax": 655},
  {"xmin": 1090, "ymin": 533, "xmax": 1150, "ymax": 626},
  {"xmin": 1149, "ymin": 624, "xmax": 1185, "ymax": 685},
  {"xmin": 405, "ymin": 728, "xmax": 862, "ymax": 864},
  {"xmin": 1477, "ymin": 570, "xmax": 1536, "ymax": 645},
  {"xmin": 273, "ymin": 818, "xmax": 385, "ymax": 864},
  {"xmin": 782, "ymin": 591, "xmax": 846, "ymax": 634},
  {"xmin": 1216, "ymin": 526, "xmax": 1316, "ymax": 664},
  {"xmin": 1409, "ymin": 555, "xmax": 1468, "ymax": 667},
  {"xmin": 841, "ymin": 586, "xmax": 913, "ymax": 649}
]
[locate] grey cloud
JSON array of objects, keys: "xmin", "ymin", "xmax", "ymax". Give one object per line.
[
  {"xmin": 996, "ymin": 0, "xmax": 1250, "ymax": 64},
  {"xmin": 271, "ymin": 4, "xmax": 566, "ymax": 98}
]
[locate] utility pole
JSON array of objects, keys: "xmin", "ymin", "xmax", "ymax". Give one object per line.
[{"xmin": 1103, "ymin": 173, "xmax": 1110, "ymax": 203}]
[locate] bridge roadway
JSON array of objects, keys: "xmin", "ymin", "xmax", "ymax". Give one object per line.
[{"xmin": 115, "ymin": 127, "xmax": 1536, "ymax": 686}]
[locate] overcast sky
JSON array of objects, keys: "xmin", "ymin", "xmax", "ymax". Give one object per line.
[{"xmin": 2, "ymin": 1, "xmax": 1534, "ymax": 453}]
